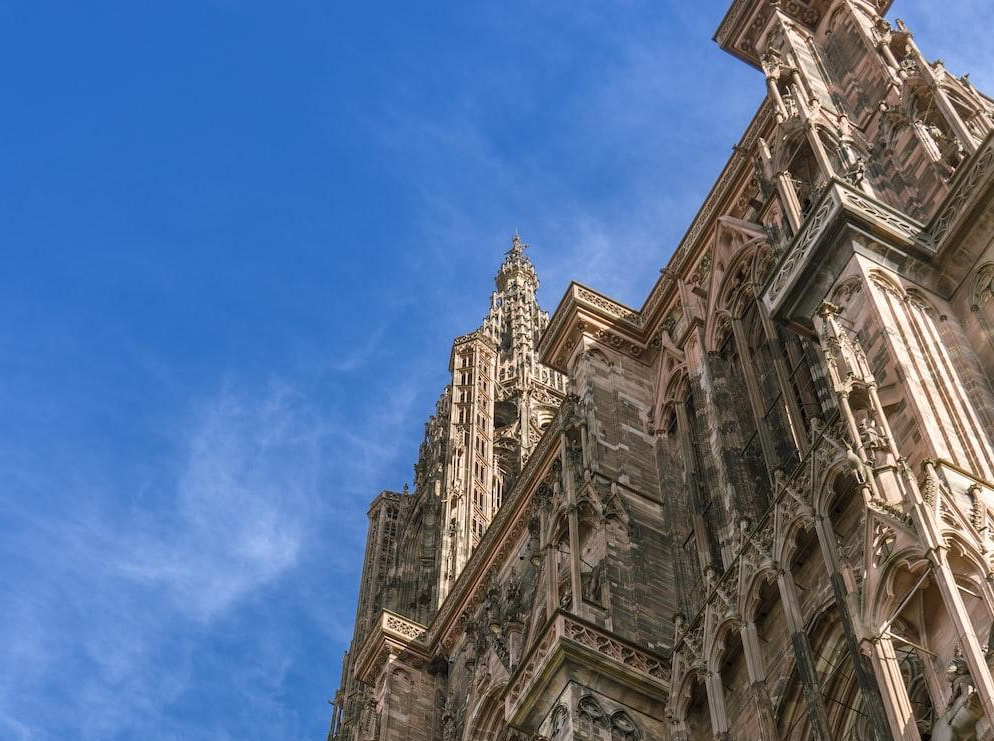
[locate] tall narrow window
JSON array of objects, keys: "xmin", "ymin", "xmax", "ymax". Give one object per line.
[
  {"xmin": 681, "ymin": 393, "xmax": 725, "ymax": 572},
  {"xmin": 716, "ymin": 324, "xmax": 771, "ymax": 514}
]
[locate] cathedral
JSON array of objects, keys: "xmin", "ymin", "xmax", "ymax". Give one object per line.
[{"xmin": 326, "ymin": 1, "xmax": 994, "ymax": 739}]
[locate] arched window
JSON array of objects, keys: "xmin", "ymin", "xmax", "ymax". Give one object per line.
[
  {"xmin": 784, "ymin": 134, "xmax": 829, "ymax": 216},
  {"xmin": 714, "ymin": 316, "xmax": 773, "ymax": 515},
  {"xmin": 609, "ymin": 710, "xmax": 641, "ymax": 740},
  {"xmin": 713, "ymin": 249, "xmax": 827, "ymax": 517},
  {"xmin": 667, "ymin": 385, "xmax": 726, "ymax": 582},
  {"xmin": 683, "ymin": 676, "xmax": 712, "ymax": 739},
  {"xmin": 659, "ymin": 401, "xmax": 706, "ymax": 617},
  {"xmin": 466, "ymin": 685, "xmax": 508, "ymax": 741}
]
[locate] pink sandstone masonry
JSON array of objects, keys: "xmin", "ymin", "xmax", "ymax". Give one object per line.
[{"xmin": 326, "ymin": 2, "xmax": 994, "ymax": 740}]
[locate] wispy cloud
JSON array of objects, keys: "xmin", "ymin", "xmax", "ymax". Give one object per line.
[
  {"xmin": 0, "ymin": 374, "xmax": 420, "ymax": 740},
  {"xmin": 362, "ymin": 0, "xmax": 760, "ymax": 309},
  {"xmin": 2, "ymin": 4, "xmax": 991, "ymax": 741},
  {"xmin": 114, "ymin": 382, "xmax": 319, "ymax": 620}
]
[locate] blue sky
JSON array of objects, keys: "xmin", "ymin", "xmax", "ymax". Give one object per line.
[{"xmin": 0, "ymin": 2, "xmax": 990, "ymax": 740}]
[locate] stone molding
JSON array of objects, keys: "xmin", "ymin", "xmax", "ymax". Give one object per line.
[
  {"xmin": 505, "ymin": 610, "xmax": 670, "ymax": 727},
  {"xmin": 538, "ymin": 284, "xmax": 653, "ymax": 372},
  {"xmin": 353, "ymin": 609, "xmax": 430, "ymax": 685},
  {"xmin": 761, "ymin": 177, "xmax": 947, "ymax": 315}
]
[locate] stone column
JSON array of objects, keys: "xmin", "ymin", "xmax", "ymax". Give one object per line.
[
  {"xmin": 705, "ymin": 670, "xmax": 732, "ymax": 741},
  {"xmin": 867, "ymin": 635, "xmax": 923, "ymax": 741},
  {"xmin": 541, "ymin": 502, "xmax": 556, "ymax": 622},
  {"xmin": 730, "ymin": 316, "xmax": 779, "ymax": 477},
  {"xmin": 560, "ymin": 435, "xmax": 583, "ymax": 615},
  {"xmin": 905, "ymin": 36, "xmax": 978, "ymax": 151},
  {"xmin": 739, "ymin": 621, "xmax": 779, "ymax": 741},
  {"xmin": 812, "ymin": 511, "xmax": 896, "ymax": 741},
  {"xmin": 776, "ymin": 566, "xmax": 833, "ymax": 741},
  {"xmin": 756, "ymin": 301, "xmax": 809, "ymax": 454},
  {"xmin": 675, "ymin": 401, "xmax": 721, "ymax": 578},
  {"xmin": 803, "ymin": 118, "xmax": 837, "ymax": 180},
  {"xmin": 924, "ymin": 543, "xmax": 994, "ymax": 722},
  {"xmin": 867, "ymin": 402, "xmax": 994, "ymax": 724},
  {"xmin": 816, "ymin": 299, "xmax": 994, "ymax": 726},
  {"xmin": 765, "ymin": 75, "xmax": 788, "ymax": 122},
  {"xmin": 758, "ymin": 137, "xmax": 802, "ymax": 231}
]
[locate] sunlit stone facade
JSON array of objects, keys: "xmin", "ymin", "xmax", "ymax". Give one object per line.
[{"xmin": 327, "ymin": 1, "xmax": 994, "ymax": 739}]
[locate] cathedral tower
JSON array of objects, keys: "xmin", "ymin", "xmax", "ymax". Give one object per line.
[
  {"xmin": 327, "ymin": 3, "xmax": 994, "ymax": 740},
  {"xmin": 438, "ymin": 235, "xmax": 567, "ymax": 603},
  {"xmin": 328, "ymin": 238, "xmax": 565, "ymax": 741}
]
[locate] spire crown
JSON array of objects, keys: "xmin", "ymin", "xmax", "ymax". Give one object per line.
[
  {"xmin": 496, "ymin": 232, "xmax": 538, "ymax": 291},
  {"xmin": 508, "ymin": 232, "xmax": 527, "ymax": 258}
]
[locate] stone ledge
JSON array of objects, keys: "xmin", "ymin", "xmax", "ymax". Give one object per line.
[
  {"xmin": 505, "ymin": 610, "xmax": 669, "ymax": 731},
  {"xmin": 354, "ymin": 609, "xmax": 430, "ymax": 685}
]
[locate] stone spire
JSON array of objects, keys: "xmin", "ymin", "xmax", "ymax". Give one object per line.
[{"xmin": 436, "ymin": 235, "xmax": 568, "ymax": 604}]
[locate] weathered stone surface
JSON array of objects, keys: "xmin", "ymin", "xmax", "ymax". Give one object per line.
[{"xmin": 327, "ymin": 2, "xmax": 994, "ymax": 740}]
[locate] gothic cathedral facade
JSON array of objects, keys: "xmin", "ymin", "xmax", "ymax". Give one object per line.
[{"xmin": 327, "ymin": 1, "xmax": 994, "ymax": 739}]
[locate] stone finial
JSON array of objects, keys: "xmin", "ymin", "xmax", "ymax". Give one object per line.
[
  {"xmin": 497, "ymin": 231, "xmax": 538, "ymax": 290},
  {"xmin": 508, "ymin": 232, "xmax": 528, "ymax": 257}
]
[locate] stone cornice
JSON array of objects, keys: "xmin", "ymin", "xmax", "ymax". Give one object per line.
[
  {"xmin": 505, "ymin": 610, "xmax": 670, "ymax": 729},
  {"xmin": 537, "ymin": 283, "xmax": 649, "ymax": 372},
  {"xmin": 353, "ymin": 610, "xmax": 430, "ymax": 685},
  {"xmin": 714, "ymin": 0, "xmax": 893, "ymax": 69},
  {"xmin": 448, "ymin": 329, "xmax": 498, "ymax": 372},
  {"xmin": 366, "ymin": 489, "xmax": 409, "ymax": 516}
]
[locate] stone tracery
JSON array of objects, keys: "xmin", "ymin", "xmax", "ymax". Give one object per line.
[{"xmin": 326, "ymin": 3, "xmax": 994, "ymax": 741}]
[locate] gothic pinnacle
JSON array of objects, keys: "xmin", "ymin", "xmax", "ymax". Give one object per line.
[{"xmin": 508, "ymin": 232, "xmax": 527, "ymax": 258}]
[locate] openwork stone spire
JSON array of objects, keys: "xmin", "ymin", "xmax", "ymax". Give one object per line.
[{"xmin": 436, "ymin": 234, "xmax": 567, "ymax": 604}]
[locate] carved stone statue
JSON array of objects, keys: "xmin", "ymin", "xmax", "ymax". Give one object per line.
[
  {"xmin": 930, "ymin": 655, "xmax": 990, "ymax": 741},
  {"xmin": 581, "ymin": 561, "xmax": 604, "ymax": 604},
  {"xmin": 858, "ymin": 417, "xmax": 888, "ymax": 465}
]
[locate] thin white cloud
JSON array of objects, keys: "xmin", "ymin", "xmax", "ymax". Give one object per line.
[
  {"xmin": 362, "ymin": 0, "xmax": 760, "ymax": 310},
  {"xmin": 0, "ymin": 377, "xmax": 391, "ymax": 740},
  {"xmin": 114, "ymin": 382, "xmax": 317, "ymax": 621},
  {"xmin": 4, "ymin": 5, "xmax": 991, "ymax": 741}
]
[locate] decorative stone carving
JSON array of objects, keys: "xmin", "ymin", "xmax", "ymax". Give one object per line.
[
  {"xmin": 577, "ymin": 695, "xmax": 606, "ymax": 724},
  {"xmin": 328, "ymin": 9, "xmax": 994, "ymax": 741}
]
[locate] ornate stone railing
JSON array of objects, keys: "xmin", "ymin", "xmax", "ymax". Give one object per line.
[
  {"xmin": 506, "ymin": 610, "xmax": 669, "ymax": 722},
  {"xmin": 381, "ymin": 610, "xmax": 428, "ymax": 644},
  {"xmin": 562, "ymin": 617, "xmax": 669, "ymax": 680},
  {"xmin": 762, "ymin": 178, "xmax": 935, "ymax": 314},
  {"xmin": 763, "ymin": 186, "xmax": 843, "ymax": 311},
  {"xmin": 540, "ymin": 283, "xmax": 643, "ymax": 367},
  {"xmin": 931, "ymin": 130, "xmax": 994, "ymax": 246},
  {"xmin": 352, "ymin": 609, "xmax": 430, "ymax": 685},
  {"xmin": 571, "ymin": 285, "xmax": 642, "ymax": 328}
]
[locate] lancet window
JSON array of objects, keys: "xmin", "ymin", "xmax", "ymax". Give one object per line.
[
  {"xmin": 713, "ymin": 252, "xmax": 825, "ymax": 515},
  {"xmin": 670, "ymin": 390, "xmax": 725, "ymax": 578}
]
